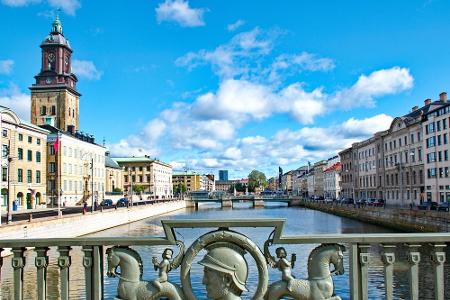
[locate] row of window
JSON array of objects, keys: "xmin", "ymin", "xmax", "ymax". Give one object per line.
[
  {"xmin": 426, "ymin": 150, "xmax": 449, "ymax": 163},
  {"xmin": 425, "ymin": 133, "xmax": 449, "ymax": 148},
  {"xmin": 425, "ymin": 118, "xmax": 449, "ymax": 135},
  {"xmin": 427, "ymin": 167, "xmax": 450, "ymax": 179},
  {"xmin": 6, "ymin": 168, "xmax": 42, "ymax": 184},
  {"xmin": 385, "ymin": 132, "xmax": 421, "ymax": 152},
  {"xmin": 124, "ymin": 175, "xmax": 172, "ymax": 184},
  {"xmin": 2, "ymin": 130, "xmax": 41, "ymax": 145},
  {"xmin": 17, "ymin": 148, "xmax": 41, "ymax": 162}
]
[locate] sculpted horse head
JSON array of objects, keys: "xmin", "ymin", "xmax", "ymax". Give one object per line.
[
  {"xmin": 106, "ymin": 246, "xmax": 185, "ymax": 300},
  {"xmin": 266, "ymin": 243, "xmax": 346, "ymax": 300}
]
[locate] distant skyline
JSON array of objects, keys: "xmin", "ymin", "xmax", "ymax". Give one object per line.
[{"xmin": 1, "ymin": 0, "xmax": 450, "ymax": 178}]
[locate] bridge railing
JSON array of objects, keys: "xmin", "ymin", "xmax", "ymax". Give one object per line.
[{"xmin": 0, "ymin": 219, "xmax": 449, "ymax": 300}]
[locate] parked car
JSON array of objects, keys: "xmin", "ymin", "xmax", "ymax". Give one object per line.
[
  {"xmin": 356, "ymin": 199, "xmax": 367, "ymax": 207},
  {"xmin": 100, "ymin": 199, "xmax": 113, "ymax": 207},
  {"xmin": 371, "ymin": 199, "xmax": 385, "ymax": 207},
  {"xmin": 117, "ymin": 198, "xmax": 129, "ymax": 207},
  {"xmin": 325, "ymin": 197, "xmax": 334, "ymax": 203},
  {"xmin": 366, "ymin": 198, "xmax": 377, "ymax": 206},
  {"xmin": 418, "ymin": 201, "xmax": 438, "ymax": 210},
  {"xmin": 341, "ymin": 198, "xmax": 354, "ymax": 205},
  {"xmin": 437, "ymin": 202, "xmax": 450, "ymax": 212}
]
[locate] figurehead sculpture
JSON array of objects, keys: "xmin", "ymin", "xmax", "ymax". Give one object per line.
[{"xmin": 199, "ymin": 242, "xmax": 248, "ymax": 300}]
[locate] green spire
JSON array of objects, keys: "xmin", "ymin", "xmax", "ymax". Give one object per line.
[{"xmin": 51, "ymin": 13, "xmax": 63, "ymax": 34}]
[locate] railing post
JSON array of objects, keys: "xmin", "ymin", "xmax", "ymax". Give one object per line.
[
  {"xmin": 83, "ymin": 246, "xmax": 94, "ymax": 300},
  {"xmin": 407, "ymin": 244, "xmax": 421, "ymax": 300},
  {"xmin": 358, "ymin": 244, "xmax": 370, "ymax": 300},
  {"xmin": 349, "ymin": 243, "xmax": 361, "ymax": 300},
  {"xmin": 57, "ymin": 246, "xmax": 71, "ymax": 300},
  {"xmin": 11, "ymin": 247, "xmax": 26, "ymax": 300},
  {"xmin": 430, "ymin": 244, "xmax": 446, "ymax": 300},
  {"xmin": 0, "ymin": 248, "xmax": 3, "ymax": 299},
  {"xmin": 35, "ymin": 247, "xmax": 49, "ymax": 300},
  {"xmin": 381, "ymin": 244, "xmax": 396, "ymax": 300},
  {"xmin": 83, "ymin": 246, "xmax": 104, "ymax": 300}
]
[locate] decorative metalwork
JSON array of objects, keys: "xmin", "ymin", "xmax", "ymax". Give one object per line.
[{"xmin": 0, "ymin": 219, "xmax": 450, "ymax": 299}]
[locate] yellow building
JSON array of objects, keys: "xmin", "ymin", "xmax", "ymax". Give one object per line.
[
  {"xmin": 172, "ymin": 172, "xmax": 202, "ymax": 192},
  {"xmin": 105, "ymin": 153, "xmax": 123, "ymax": 194},
  {"xmin": 1, "ymin": 106, "xmax": 49, "ymax": 211},
  {"xmin": 43, "ymin": 125, "xmax": 106, "ymax": 207},
  {"xmin": 112, "ymin": 156, "xmax": 173, "ymax": 199}
]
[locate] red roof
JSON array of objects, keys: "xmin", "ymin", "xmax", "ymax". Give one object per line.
[{"xmin": 324, "ymin": 162, "xmax": 341, "ymax": 173}]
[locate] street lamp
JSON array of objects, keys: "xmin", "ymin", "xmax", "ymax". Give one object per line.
[{"xmin": 81, "ymin": 152, "xmax": 94, "ymax": 213}]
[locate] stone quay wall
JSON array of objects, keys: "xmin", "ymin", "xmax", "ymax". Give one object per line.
[
  {"xmin": 298, "ymin": 200, "xmax": 450, "ymax": 232},
  {"xmin": 0, "ymin": 200, "xmax": 186, "ymax": 241}
]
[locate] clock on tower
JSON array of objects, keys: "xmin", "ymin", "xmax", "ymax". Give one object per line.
[{"xmin": 30, "ymin": 15, "xmax": 81, "ymax": 132}]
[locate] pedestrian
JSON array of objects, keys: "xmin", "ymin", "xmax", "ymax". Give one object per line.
[{"xmin": 83, "ymin": 202, "xmax": 87, "ymax": 214}]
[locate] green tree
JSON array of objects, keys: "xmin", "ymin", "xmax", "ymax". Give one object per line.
[
  {"xmin": 113, "ymin": 187, "xmax": 122, "ymax": 193},
  {"xmin": 133, "ymin": 185, "xmax": 146, "ymax": 193},
  {"xmin": 173, "ymin": 183, "xmax": 187, "ymax": 195},
  {"xmin": 248, "ymin": 170, "xmax": 267, "ymax": 191}
]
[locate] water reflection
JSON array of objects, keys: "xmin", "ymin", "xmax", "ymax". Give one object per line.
[{"xmin": 1, "ymin": 204, "xmax": 448, "ymax": 299}]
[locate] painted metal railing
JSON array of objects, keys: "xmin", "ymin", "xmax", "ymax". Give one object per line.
[{"xmin": 0, "ymin": 219, "xmax": 448, "ymax": 299}]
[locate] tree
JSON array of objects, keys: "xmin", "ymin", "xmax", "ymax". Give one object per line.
[
  {"xmin": 248, "ymin": 170, "xmax": 268, "ymax": 191},
  {"xmin": 173, "ymin": 183, "xmax": 187, "ymax": 195},
  {"xmin": 133, "ymin": 185, "xmax": 146, "ymax": 193},
  {"xmin": 113, "ymin": 187, "xmax": 122, "ymax": 193}
]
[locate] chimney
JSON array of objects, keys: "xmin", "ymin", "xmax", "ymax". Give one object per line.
[
  {"xmin": 411, "ymin": 105, "xmax": 419, "ymax": 112},
  {"xmin": 424, "ymin": 98, "xmax": 432, "ymax": 106},
  {"xmin": 439, "ymin": 92, "xmax": 447, "ymax": 102}
]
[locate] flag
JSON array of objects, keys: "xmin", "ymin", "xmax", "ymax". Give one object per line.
[{"xmin": 52, "ymin": 134, "xmax": 60, "ymax": 153}]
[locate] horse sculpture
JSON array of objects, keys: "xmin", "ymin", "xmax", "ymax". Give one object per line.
[
  {"xmin": 265, "ymin": 243, "xmax": 346, "ymax": 300},
  {"xmin": 106, "ymin": 246, "xmax": 184, "ymax": 300}
]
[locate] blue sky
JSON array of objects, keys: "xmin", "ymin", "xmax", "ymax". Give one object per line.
[{"xmin": 1, "ymin": 0, "xmax": 450, "ymax": 178}]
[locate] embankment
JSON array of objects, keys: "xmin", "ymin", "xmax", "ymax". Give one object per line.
[
  {"xmin": 0, "ymin": 200, "xmax": 186, "ymax": 240},
  {"xmin": 298, "ymin": 200, "xmax": 449, "ymax": 232}
]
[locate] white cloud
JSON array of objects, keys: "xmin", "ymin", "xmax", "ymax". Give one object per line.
[
  {"xmin": 72, "ymin": 60, "xmax": 102, "ymax": 80},
  {"xmin": 176, "ymin": 28, "xmax": 279, "ymax": 79},
  {"xmin": 227, "ymin": 19, "xmax": 245, "ymax": 32},
  {"xmin": 0, "ymin": 84, "xmax": 31, "ymax": 121},
  {"xmin": 340, "ymin": 114, "xmax": 393, "ymax": 137},
  {"xmin": 0, "ymin": 60, "xmax": 14, "ymax": 74},
  {"xmin": 2, "ymin": 0, "xmax": 80, "ymax": 15},
  {"xmin": 332, "ymin": 67, "xmax": 413, "ymax": 108},
  {"xmin": 156, "ymin": 0, "xmax": 206, "ymax": 27},
  {"xmin": 1, "ymin": 0, "xmax": 40, "ymax": 7}
]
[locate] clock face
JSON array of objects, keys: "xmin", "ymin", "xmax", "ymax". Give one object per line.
[
  {"xmin": 45, "ymin": 78, "xmax": 52, "ymax": 84},
  {"xmin": 48, "ymin": 53, "xmax": 55, "ymax": 62}
]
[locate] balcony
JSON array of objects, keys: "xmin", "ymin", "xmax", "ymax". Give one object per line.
[{"xmin": 0, "ymin": 219, "xmax": 448, "ymax": 299}]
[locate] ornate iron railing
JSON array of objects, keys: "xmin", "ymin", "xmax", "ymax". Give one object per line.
[{"xmin": 0, "ymin": 219, "xmax": 448, "ymax": 299}]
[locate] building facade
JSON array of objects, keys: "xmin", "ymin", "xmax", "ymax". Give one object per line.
[
  {"xmin": 1, "ymin": 106, "xmax": 49, "ymax": 211},
  {"xmin": 44, "ymin": 125, "xmax": 106, "ymax": 207},
  {"xmin": 292, "ymin": 166, "xmax": 308, "ymax": 196},
  {"xmin": 113, "ymin": 157, "xmax": 173, "ymax": 199},
  {"xmin": 423, "ymin": 92, "xmax": 450, "ymax": 203},
  {"xmin": 339, "ymin": 147, "xmax": 355, "ymax": 199},
  {"xmin": 105, "ymin": 153, "xmax": 123, "ymax": 194},
  {"xmin": 30, "ymin": 16, "xmax": 80, "ymax": 132},
  {"xmin": 172, "ymin": 172, "xmax": 202, "ymax": 193},
  {"xmin": 218, "ymin": 170, "xmax": 229, "ymax": 181},
  {"xmin": 313, "ymin": 160, "xmax": 327, "ymax": 197},
  {"xmin": 324, "ymin": 156, "xmax": 341, "ymax": 199}
]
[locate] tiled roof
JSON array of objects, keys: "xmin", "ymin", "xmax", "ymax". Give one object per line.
[{"xmin": 324, "ymin": 162, "xmax": 342, "ymax": 173}]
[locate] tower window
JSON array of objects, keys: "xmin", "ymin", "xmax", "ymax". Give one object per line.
[
  {"xmin": 51, "ymin": 106, "xmax": 56, "ymax": 115},
  {"xmin": 40, "ymin": 106, "xmax": 47, "ymax": 116}
]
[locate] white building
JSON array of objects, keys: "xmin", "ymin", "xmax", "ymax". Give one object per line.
[{"xmin": 324, "ymin": 156, "xmax": 341, "ymax": 199}]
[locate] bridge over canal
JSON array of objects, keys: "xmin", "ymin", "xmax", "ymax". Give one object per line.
[{"xmin": 186, "ymin": 194, "xmax": 300, "ymax": 209}]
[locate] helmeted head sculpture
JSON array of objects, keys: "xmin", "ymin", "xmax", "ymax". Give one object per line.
[{"xmin": 199, "ymin": 242, "xmax": 248, "ymax": 300}]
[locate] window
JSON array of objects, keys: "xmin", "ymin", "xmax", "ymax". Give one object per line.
[
  {"xmin": 139, "ymin": 166, "xmax": 143, "ymax": 171},
  {"xmin": 2, "ymin": 144, "xmax": 8, "ymax": 158},
  {"xmin": 28, "ymin": 136, "xmax": 32, "ymax": 144},
  {"xmin": 404, "ymin": 136, "xmax": 407, "ymax": 145},
  {"xmin": 27, "ymin": 170, "xmax": 32, "ymax": 183},
  {"xmin": 49, "ymin": 162, "xmax": 56, "ymax": 173},
  {"xmin": 445, "ymin": 150, "xmax": 449, "ymax": 161},
  {"xmin": 36, "ymin": 171, "xmax": 41, "ymax": 183},
  {"xmin": 444, "ymin": 119, "xmax": 447, "ymax": 129},
  {"xmin": 439, "ymin": 151, "xmax": 442, "ymax": 162},
  {"xmin": 49, "ymin": 145, "xmax": 55, "ymax": 155},
  {"xmin": 18, "ymin": 133, "xmax": 23, "ymax": 141},
  {"xmin": 411, "ymin": 134, "xmax": 414, "ymax": 144},
  {"xmin": 36, "ymin": 151, "xmax": 41, "ymax": 163},
  {"xmin": 428, "ymin": 168, "xmax": 437, "ymax": 178},
  {"xmin": 428, "ymin": 122, "xmax": 435, "ymax": 134},
  {"xmin": 2, "ymin": 167, "xmax": 7, "ymax": 181},
  {"xmin": 124, "ymin": 175, "xmax": 128, "ymax": 182},
  {"xmin": 37, "ymin": 138, "xmax": 41, "ymax": 145},
  {"xmin": 27, "ymin": 150, "xmax": 32, "ymax": 161},
  {"xmin": 18, "ymin": 148, "xmax": 23, "ymax": 160},
  {"xmin": 18, "ymin": 169, "xmax": 23, "ymax": 182},
  {"xmin": 427, "ymin": 137, "xmax": 436, "ymax": 148},
  {"xmin": 444, "ymin": 134, "xmax": 448, "ymax": 145},
  {"xmin": 132, "ymin": 175, "xmax": 136, "ymax": 182},
  {"xmin": 437, "ymin": 135, "xmax": 442, "ymax": 146},
  {"xmin": 51, "ymin": 105, "xmax": 56, "ymax": 115},
  {"xmin": 437, "ymin": 120, "xmax": 441, "ymax": 131},
  {"xmin": 40, "ymin": 106, "xmax": 47, "ymax": 116},
  {"xmin": 418, "ymin": 132, "xmax": 421, "ymax": 141},
  {"xmin": 418, "ymin": 148, "xmax": 422, "ymax": 161},
  {"xmin": 2, "ymin": 129, "xmax": 7, "ymax": 137}
]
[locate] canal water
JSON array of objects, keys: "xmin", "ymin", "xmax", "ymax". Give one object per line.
[{"xmin": 1, "ymin": 203, "xmax": 449, "ymax": 299}]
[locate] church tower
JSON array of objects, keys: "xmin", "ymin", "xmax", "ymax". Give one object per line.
[{"xmin": 30, "ymin": 15, "xmax": 80, "ymax": 132}]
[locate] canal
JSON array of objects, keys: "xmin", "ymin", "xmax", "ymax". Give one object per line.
[{"xmin": 1, "ymin": 203, "xmax": 448, "ymax": 299}]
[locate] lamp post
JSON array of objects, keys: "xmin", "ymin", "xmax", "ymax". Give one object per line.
[{"xmin": 81, "ymin": 152, "xmax": 94, "ymax": 213}]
